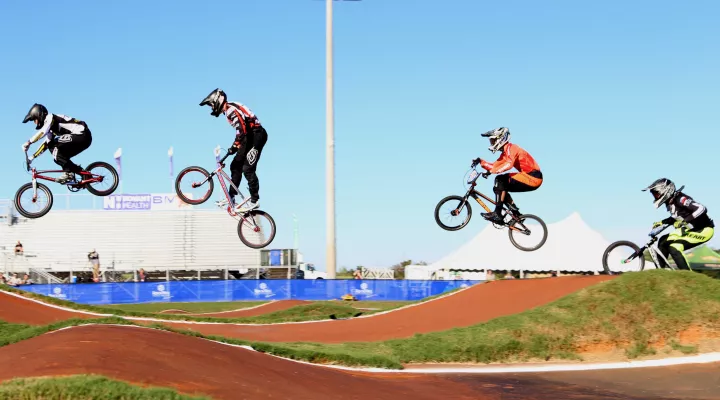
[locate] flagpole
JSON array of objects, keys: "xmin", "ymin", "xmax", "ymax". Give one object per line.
[
  {"xmin": 114, "ymin": 147, "xmax": 123, "ymax": 194},
  {"xmin": 168, "ymin": 146, "xmax": 174, "ymax": 192}
]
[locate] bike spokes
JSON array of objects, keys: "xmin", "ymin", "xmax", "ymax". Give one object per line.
[
  {"xmin": 237, "ymin": 210, "xmax": 276, "ymax": 249},
  {"xmin": 507, "ymin": 214, "xmax": 548, "ymax": 252},
  {"xmin": 434, "ymin": 195, "xmax": 472, "ymax": 231},
  {"xmin": 15, "ymin": 182, "xmax": 53, "ymax": 218},
  {"xmin": 83, "ymin": 162, "xmax": 119, "ymax": 196},
  {"xmin": 176, "ymin": 167, "xmax": 213, "ymax": 205},
  {"xmin": 604, "ymin": 242, "xmax": 645, "ymax": 273}
]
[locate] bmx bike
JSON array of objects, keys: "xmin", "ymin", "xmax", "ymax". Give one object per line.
[
  {"xmin": 14, "ymin": 149, "xmax": 119, "ymax": 219},
  {"xmin": 602, "ymin": 224, "xmax": 678, "ymax": 274},
  {"xmin": 434, "ymin": 164, "xmax": 548, "ymax": 252},
  {"xmin": 174, "ymin": 149, "xmax": 276, "ymax": 249}
]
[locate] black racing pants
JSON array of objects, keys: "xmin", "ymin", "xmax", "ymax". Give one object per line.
[
  {"xmin": 49, "ymin": 130, "xmax": 93, "ymax": 174},
  {"xmin": 229, "ymin": 126, "xmax": 268, "ymax": 202},
  {"xmin": 492, "ymin": 170, "xmax": 543, "ymax": 212}
]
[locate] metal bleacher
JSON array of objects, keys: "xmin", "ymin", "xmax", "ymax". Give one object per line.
[{"xmin": 1, "ymin": 205, "xmax": 262, "ymax": 281}]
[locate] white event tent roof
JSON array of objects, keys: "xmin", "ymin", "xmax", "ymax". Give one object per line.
[{"xmin": 410, "ymin": 212, "xmax": 637, "ymax": 277}]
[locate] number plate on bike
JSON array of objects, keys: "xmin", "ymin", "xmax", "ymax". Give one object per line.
[{"xmin": 467, "ymin": 170, "xmax": 479, "ymax": 184}]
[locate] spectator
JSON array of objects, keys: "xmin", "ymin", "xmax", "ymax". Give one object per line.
[
  {"xmin": 486, "ymin": 269, "xmax": 495, "ymax": 281},
  {"xmin": 353, "ymin": 267, "xmax": 362, "ymax": 279},
  {"xmin": 14, "ymin": 241, "xmax": 23, "ymax": 256},
  {"xmin": 7, "ymin": 273, "xmax": 21, "ymax": 286},
  {"xmin": 138, "ymin": 268, "xmax": 146, "ymax": 282},
  {"xmin": 88, "ymin": 249, "xmax": 100, "ymax": 282},
  {"xmin": 21, "ymin": 274, "xmax": 32, "ymax": 285}
]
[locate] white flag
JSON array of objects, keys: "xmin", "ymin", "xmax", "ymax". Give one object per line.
[{"xmin": 114, "ymin": 147, "xmax": 122, "ymax": 159}]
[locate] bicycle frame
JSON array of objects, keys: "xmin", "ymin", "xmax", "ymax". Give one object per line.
[
  {"xmin": 23, "ymin": 150, "xmax": 102, "ymax": 198},
  {"xmin": 200, "ymin": 151, "xmax": 252, "ymax": 219},
  {"xmin": 626, "ymin": 225, "xmax": 676, "ymax": 270},
  {"xmin": 460, "ymin": 167, "xmax": 526, "ymax": 232}
]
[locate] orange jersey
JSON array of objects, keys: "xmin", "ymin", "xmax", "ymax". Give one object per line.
[{"xmin": 480, "ymin": 143, "xmax": 540, "ymax": 174}]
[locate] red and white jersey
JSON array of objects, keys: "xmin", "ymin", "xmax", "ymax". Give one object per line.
[{"xmin": 223, "ymin": 101, "xmax": 261, "ymax": 136}]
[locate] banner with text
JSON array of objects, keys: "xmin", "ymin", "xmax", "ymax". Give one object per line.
[
  {"xmin": 103, "ymin": 193, "xmax": 194, "ymax": 211},
  {"xmin": 19, "ymin": 279, "xmax": 483, "ymax": 305}
]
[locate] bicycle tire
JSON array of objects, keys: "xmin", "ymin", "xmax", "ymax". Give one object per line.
[
  {"xmin": 14, "ymin": 182, "xmax": 54, "ymax": 219},
  {"xmin": 508, "ymin": 214, "xmax": 548, "ymax": 252},
  {"xmin": 84, "ymin": 161, "xmax": 119, "ymax": 196},
  {"xmin": 175, "ymin": 166, "xmax": 214, "ymax": 205},
  {"xmin": 237, "ymin": 210, "xmax": 276, "ymax": 249},
  {"xmin": 434, "ymin": 195, "xmax": 472, "ymax": 231},
  {"xmin": 602, "ymin": 240, "xmax": 645, "ymax": 274}
]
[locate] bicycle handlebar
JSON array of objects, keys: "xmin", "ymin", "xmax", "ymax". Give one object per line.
[
  {"xmin": 24, "ymin": 150, "xmax": 31, "ymax": 172},
  {"xmin": 217, "ymin": 149, "xmax": 233, "ymax": 164}
]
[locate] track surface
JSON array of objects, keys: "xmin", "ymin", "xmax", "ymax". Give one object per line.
[
  {"xmin": 158, "ymin": 275, "xmax": 615, "ymax": 343},
  {"xmin": 0, "ymin": 325, "xmax": 714, "ymax": 400},
  {"xmin": 0, "ymin": 291, "xmax": 96, "ymax": 325},
  {"xmin": 159, "ymin": 300, "xmax": 311, "ymax": 318}
]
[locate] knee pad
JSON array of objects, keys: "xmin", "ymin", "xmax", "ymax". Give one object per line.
[{"xmin": 493, "ymin": 175, "xmax": 507, "ymax": 194}]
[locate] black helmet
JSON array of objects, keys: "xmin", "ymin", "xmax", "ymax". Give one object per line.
[
  {"xmin": 23, "ymin": 103, "xmax": 48, "ymax": 129},
  {"xmin": 199, "ymin": 88, "xmax": 227, "ymax": 117}
]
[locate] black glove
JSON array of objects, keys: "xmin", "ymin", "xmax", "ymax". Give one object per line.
[
  {"xmin": 481, "ymin": 171, "xmax": 491, "ymax": 179},
  {"xmin": 471, "ymin": 158, "xmax": 482, "ymax": 167},
  {"xmin": 227, "ymin": 143, "xmax": 239, "ymax": 155}
]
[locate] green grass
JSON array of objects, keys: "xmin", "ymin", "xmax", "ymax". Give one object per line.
[
  {"xmin": 0, "ymin": 375, "xmax": 210, "ymax": 400},
  {"xmin": 103, "ymin": 301, "xmax": 268, "ymax": 314},
  {"xmin": 0, "ymin": 285, "xmax": 371, "ymax": 324}
]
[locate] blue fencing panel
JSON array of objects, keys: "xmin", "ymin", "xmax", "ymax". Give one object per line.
[{"xmin": 18, "ymin": 279, "xmax": 483, "ymax": 305}]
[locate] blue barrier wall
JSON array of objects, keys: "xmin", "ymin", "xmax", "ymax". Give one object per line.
[{"xmin": 19, "ymin": 279, "xmax": 483, "ymax": 305}]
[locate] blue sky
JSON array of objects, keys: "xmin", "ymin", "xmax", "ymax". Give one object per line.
[{"xmin": 1, "ymin": 0, "xmax": 718, "ymax": 271}]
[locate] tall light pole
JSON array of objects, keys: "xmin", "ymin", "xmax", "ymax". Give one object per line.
[
  {"xmin": 323, "ymin": 0, "xmax": 359, "ymax": 279},
  {"xmin": 325, "ymin": 0, "xmax": 337, "ymax": 279}
]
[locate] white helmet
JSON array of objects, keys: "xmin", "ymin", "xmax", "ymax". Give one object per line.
[
  {"xmin": 481, "ymin": 127, "xmax": 510, "ymax": 153},
  {"xmin": 642, "ymin": 178, "xmax": 678, "ymax": 209}
]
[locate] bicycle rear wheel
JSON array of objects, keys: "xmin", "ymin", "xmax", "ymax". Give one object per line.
[
  {"xmin": 84, "ymin": 161, "xmax": 119, "ymax": 196},
  {"xmin": 237, "ymin": 210, "xmax": 276, "ymax": 249},
  {"xmin": 434, "ymin": 195, "xmax": 472, "ymax": 231},
  {"xmin": 14, "ymin": 182, "xmax": 54, "ymax": 219},
  {"xmin": 602, "ymin": 240, "xmax": 645, "ymax": 274},
  {"xmin": 175, "ymin": 166, "xmax": 214, "ymax": 205},
  {"xmin": 508, "ymin": 214, "xmax": 548, "ymax": 251}
]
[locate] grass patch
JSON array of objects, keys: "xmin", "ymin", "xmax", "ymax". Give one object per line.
[
  {"xmin": 0, "ymin": 375, "xmax": 209, "ymax": 399},
  {"xmin": 0, "ymin": 285, "xmax": 368, "ymax": 324},
  {"xmin": 103, "ymin": 301, "xmax": 267, "ymax": 314},
  {"xmin": 670, "ymin": 340, "xmax": 698, "ymax": 355}
]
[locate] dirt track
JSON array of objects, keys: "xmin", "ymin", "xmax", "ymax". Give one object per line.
[
  {"xmin": 156, "ymin": 275, "xmax": 615, "ymax": 343},
  {"xmin": 0, "ymin": 325, "xmax": 713, "ymax": 400},
  {"xmin": 159, "ymin": 300, "xmax": 311, "ymax": 318},
  {"xmin": 0, "ymin": 291, "xmax": 97, "ymax": 325}
]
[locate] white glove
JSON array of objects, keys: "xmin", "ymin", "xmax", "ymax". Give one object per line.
[
  {"xmin": 22, "ymin": 141, "xmax": 30, "ymax": 151},
  {"xmin": 27, "ymin": 155, "xmax": 34, "ymax": 162}
]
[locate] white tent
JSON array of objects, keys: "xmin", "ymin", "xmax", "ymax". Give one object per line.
[{"xmin": 425, "ymin": 212, "xmax": 615, "ymax": 274}]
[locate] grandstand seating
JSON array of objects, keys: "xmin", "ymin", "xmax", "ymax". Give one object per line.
[{"xmin": 1, "ymin": 209, "xmax": 262, "ymax": 275}]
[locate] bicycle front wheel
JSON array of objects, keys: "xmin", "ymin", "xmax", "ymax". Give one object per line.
[
  {"xmin": 175, "ymin": 166, "xmax": 214, "ymax": 205},
  {"xmin": 238, "ymin": 210, "xmax": 276, "ymax": 249},
  {"xmin": 435, "ymin": 195, "xmax": 472, "ymax": 231},
  {"xmin": 508, "ymin": 214, "xmax": 548, "ymax": 251},
  {"xmin": 14, "ymin": 182, "xmax": 54, "ymax": 219},
  {"xmin": 602, "ymin": 240, "xmax": 645, "ymax": 274}
]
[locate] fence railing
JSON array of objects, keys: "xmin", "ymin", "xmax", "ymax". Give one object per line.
[{"xmin": 17, "ymin": 279, "xmax": 483, "ymax": 305}]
